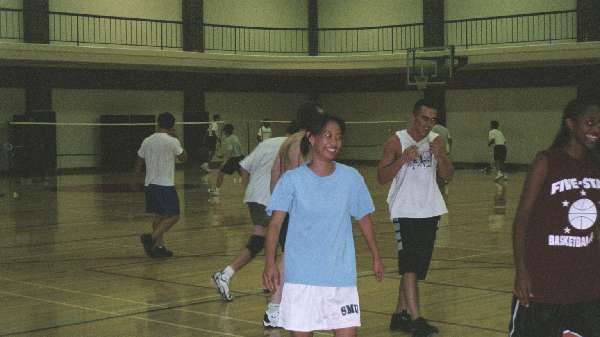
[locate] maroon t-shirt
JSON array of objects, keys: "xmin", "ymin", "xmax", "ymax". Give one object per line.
[{"xmin": 526, "ymin": 149, "xmax": 600, "ymax": 304}]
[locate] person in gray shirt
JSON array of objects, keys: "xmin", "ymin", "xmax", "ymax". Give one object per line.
[{"xmin": 211, "ymin": 124, "xmax": 244, "ymax": 195}]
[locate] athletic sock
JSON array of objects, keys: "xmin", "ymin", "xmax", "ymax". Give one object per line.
[
  {"xmin": 267, "ymin": 303, "xmax": 280, "ymax": 313},
  {"xmin": 222, "ymin": 265, "xmax": 235, "ymax": 280}
]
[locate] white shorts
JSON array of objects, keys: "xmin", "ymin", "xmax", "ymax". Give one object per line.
[{"xmin": 280, "ymin": 283, "xmax": 361, "ymax": 332}]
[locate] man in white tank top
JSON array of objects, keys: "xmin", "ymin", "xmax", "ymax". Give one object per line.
[{"xmin": 377, "ymin": 99, "xmax": 453, "ymax": 336}]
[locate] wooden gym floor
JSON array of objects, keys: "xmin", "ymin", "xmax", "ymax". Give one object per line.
[{"xmin": 0, "ymin": 166, "xmax": 518, "ymax": 337}]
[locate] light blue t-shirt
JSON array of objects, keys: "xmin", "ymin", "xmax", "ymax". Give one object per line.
[{"xmin": 267, "ymin": 163, "xmax": 375, "ymax": 287}]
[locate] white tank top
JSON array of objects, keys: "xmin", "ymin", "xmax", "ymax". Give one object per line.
[{"xmin": 386, "ymin": 130, "xmax": 448, "ymax": 219}]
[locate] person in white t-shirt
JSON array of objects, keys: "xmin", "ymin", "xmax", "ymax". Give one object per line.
[
  {"xmin": 211, "ymin": 128, "xmax": 288, "ymax": 301},
  {"xmin": 203, "ymin": 114, "xmax": 221, "ymax": 169},
  {"xmin": 489, "ymin": 120, "xmax": 507, "ymax": 181},
  {"xmin": 135, "ymin": 112, "xmax": 187, "ymax": 258},
  {"xmin": 257, "ymin": 119, "xmax": 273, "ymax": 142},
  {"xmin": 378, "ymin": 99, "xmax": 453, "ymax": 336}
]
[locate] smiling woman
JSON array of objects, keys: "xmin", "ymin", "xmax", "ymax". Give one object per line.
[
  {"xmin": 510, "ymin": 99, "xmax": 600, "ymax": 336},
  {"xmin": 301, "ymin": 114, "xmax": 346, "ymax": 163},
  {"xmin": 262, "ymin": 113, "xmax": 384, "ymax": 337}
]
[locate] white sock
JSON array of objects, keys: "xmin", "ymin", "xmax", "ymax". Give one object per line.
[
  {"xmin": 222, "ymin": 265, "xmax": 235, "ymax": 280},
  {"xmin": 267, "ymin": 303, "xmax": 280, "ymax": 313}
]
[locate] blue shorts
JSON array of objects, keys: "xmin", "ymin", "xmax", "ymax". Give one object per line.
[{"xmin": 144, "ymin": 185, "xmax": 180, "ymax": 215}]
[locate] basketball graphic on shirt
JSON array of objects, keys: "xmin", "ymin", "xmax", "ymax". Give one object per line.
[{"xmin": 567, "ymin": 198, "xmax": 597, "ymax": 230}]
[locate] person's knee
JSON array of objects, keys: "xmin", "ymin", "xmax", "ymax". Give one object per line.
[
  {"xmin": 245, "ymin": 235, "xmax": 265, "ymax": 258},
  {"xmin": 333, "ymin": 327, "xmax": 356, "ymax": 337}
]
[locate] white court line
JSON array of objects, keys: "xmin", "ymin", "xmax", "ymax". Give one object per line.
[
  {"xmin": 0, "ymin": 276, "xmax": 333, "ymax": 336},
  {"xmin": 445, "ymin": 249, "xmax": 513, "ymax": 261},
  {"xmin": 0, "ymin": 289, "xmax": 245, "ymax": 337}
]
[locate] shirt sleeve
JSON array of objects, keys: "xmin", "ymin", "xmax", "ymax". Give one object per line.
[
  {"xmin": 137, "ymin": 140, "xmax": 146, "ymax": 158},
  {"xmin": 240, "ymin": 143, "xmax": 260, "ymax": 173},
  {"xmin": 173, "ymin": 138, "xmax": 184, "ymax": 155},
  {"xmin": 350, "ymin": 172, "xmax": 375, "ymax": 220},
  {"xmin": 266, "ymin": 172, "xmax": 294, "ymax": 215}
]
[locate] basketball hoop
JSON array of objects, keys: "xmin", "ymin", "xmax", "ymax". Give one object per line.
[
  {"xmin": 414, "ymin": 75, "xmax": 429, "ymax": 90},
  {"xmin": 406, "ymin": 46, "xmax": 455, "ymax": 89}
]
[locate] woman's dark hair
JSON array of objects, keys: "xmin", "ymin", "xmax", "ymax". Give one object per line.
[
  {"xmin": 223, "ymin": 123, "xmax": 234, "ymax": 135},
  {"xmin": 295, "ymin": 102, "xmax": 323, "ymax": 130},
  {"xmin": 300, "ymin": 114, "xmax": 346, "ymax": 157},
  {"xmin": 551, "ymin": 99, "xmax": 600, "ymax": 149},
  {"xmin": 157, "ymin": 112, "xmax": 175, "ymax": 129},
  {"xmin": 551, "ymin": 99, "xmax": 600, "ymax": 167}
]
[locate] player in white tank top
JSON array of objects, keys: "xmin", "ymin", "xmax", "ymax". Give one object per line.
[
  {"xmin": 377, "ymin": 99, "xmax": 453, "ymax": 335},
  {"xmin": 386, "ymin": 129, "xmax": 447, "ymax": 219}
]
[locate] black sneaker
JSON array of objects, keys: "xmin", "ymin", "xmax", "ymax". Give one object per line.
[
  {"xmin": 140, "ymin": 234, "xmax": 154, "ymax": 257},
  {"xmin": 389, "ymin": 311, "xmax": 411, "ymax": 331},
  {"xmin": 151, "ymin": 246, "xmax": 173, "ymax": 258},
  {"xmin": 411, "ymin": 317, "xmax": 439, "ymax": 337}
]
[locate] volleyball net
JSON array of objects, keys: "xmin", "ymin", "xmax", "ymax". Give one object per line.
[{"xmin": 1, "ymin": 118, "xmax": 407, "ymax": 178}]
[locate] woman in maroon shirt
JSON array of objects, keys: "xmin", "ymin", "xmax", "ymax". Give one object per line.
[{"xmin": 510, "ymin": 99, "xmax": 600, "ymax": 337}]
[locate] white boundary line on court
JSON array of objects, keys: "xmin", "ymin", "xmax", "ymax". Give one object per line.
[
  {"xmin": 445, "ymin": 249, "xmax": 513, "ymax": 261},
  {"xmin": 0, "ymin": 276, "xmax": 333, "ymax": 336},
  {"xmin": 0, "ymin": 289, "xmax": 245, "ymax": 337}
]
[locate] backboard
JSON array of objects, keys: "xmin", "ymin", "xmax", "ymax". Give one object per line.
[{"xmin": 406, "ymin": 46, "xmax": 455, "ymax": 90}]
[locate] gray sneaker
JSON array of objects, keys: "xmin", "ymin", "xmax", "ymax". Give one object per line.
[
  {"xmin": 212, "ymin": 272, "xmax": 232, "ymax": 301},
  {"xmin": 263, "ymin": 309, "xmax": 280, "ymax": 328}
]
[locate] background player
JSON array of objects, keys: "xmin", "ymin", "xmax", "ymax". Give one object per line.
[
  {"xmin": 489, "ymin": 120, "xmax": 507, "ymax": 181},
  {"xmin": 212, "ymin": 128, "xmax": 289, "ymax": 301},
  {"xmin": 257, "ymin": 119, "xmax": 273, "ymax": 142},
  {"xmin": 136, "ymin": 112, "xmax": 187, "ymax": 258},
  {"xmin": 211, "ymin": 123, "xmax": 244, "ymax": 195}
]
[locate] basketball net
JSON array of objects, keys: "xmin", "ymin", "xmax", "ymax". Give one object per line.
[{"xmin": 414, "ymin": 74, "xmax": 429, "ymax": 90}]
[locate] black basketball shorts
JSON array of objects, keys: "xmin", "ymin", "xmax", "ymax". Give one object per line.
[{"xmin": 393, "ymin": 217, "xmax": 440, "ymax": 280}]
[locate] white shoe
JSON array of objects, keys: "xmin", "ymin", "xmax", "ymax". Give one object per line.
[
  {"xmin": 212, "ymin": 272, "xmax": 232, "ymax": 301},
  {"xmin": 263, "ymin": 307, "xmax": 280, "ymax": 327},
  {"xmin": 200, "ymin": 162, "xmax": 210, "ymax": 171}
]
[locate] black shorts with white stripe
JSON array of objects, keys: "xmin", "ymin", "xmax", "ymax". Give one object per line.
[{"xmin": 508, "ymin": 296, "xmax": 600, "ymax": 337}]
